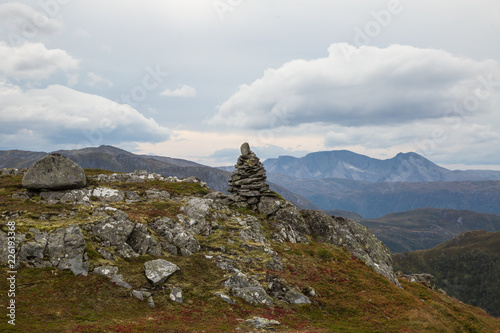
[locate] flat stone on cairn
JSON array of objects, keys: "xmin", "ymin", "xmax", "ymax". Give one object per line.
[
  {"xmin": 22, "ymin": 153, "xmax": 87, "ymax": 191},
  {"xmin": 228, "ymin": 143, "xmax": 275, "ymax": 210}
]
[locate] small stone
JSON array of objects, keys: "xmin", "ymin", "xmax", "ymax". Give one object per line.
[
  {"xmin": 169, "ymin": 287, "xmax": 183, "ymax": 303},
  {"xmin": 240, "ymin": 142, "xmax": 251, "ymax": 156}
]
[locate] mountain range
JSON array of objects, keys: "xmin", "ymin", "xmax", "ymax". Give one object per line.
[
  {"xmin": 2, "ymin": 146, "xmax": 500, "ymax": 218},
  {"xmin": 263, "ymin": 150, "xmax": 500, "ymax": 182}
]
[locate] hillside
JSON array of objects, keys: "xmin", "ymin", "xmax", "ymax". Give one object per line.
[
  {"xmin": 1, "ymin": 168, "xmax": 499, "ymax": 332},
  {"xmin": 0, "ymin": 146, "xmax": 318, "ymax": 211},
  {"xmin": 264, "ymin": 150, "xmax": 500, "ymax": 182},
  {"xmin": 393, "ymin": 230, "xmax": 500, "ymax": 317},
  {"xmin": 360, "ymin": 208, "xmax": 500, "ymax": 253}
]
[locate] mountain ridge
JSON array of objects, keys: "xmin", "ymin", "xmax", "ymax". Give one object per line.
[{"xmin": 264, "ymin": 150, "xmax": 500, "ymax": 182}]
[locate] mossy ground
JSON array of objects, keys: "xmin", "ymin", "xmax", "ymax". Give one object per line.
[{"xmin": 0, "ymin": 171, "xmax": 499, "ymax": 332}]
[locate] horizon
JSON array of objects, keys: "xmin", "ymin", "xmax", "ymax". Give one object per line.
[
  {"xmin": 0, "ymin": 1, "xmax": 499, "ymax": 169},
  {"xmin": 2, "ymin": 144, "xmax": 500, "ymax": 171}
]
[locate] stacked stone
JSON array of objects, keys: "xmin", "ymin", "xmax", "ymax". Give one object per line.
[{"xmin": 228, "ymin": 143, "xmax": 275, "ymax": 209}]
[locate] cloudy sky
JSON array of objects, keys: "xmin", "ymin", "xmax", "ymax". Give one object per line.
[{"xmin": 1, "ymin": 0, "xmax": 499, "ymax": 169}]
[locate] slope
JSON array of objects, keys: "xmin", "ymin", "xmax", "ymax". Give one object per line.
[{"xmin": 393, "ymin": 230, "xmax": 500, "ymax": 317}]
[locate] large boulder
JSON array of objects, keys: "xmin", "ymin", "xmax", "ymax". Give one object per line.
[{"xmin": 22, "ymin": 154, "xmax": 87, "ymax": 190}]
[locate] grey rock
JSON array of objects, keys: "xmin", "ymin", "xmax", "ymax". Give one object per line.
[
  {"xmin": 145, "ymin": 189, "xmax": 171, "ymax": 201},
  {"xmin": 144, "ymin": 259, "xmax": 179, "ymax": 286},
  {"xmin": 94, "ymin": 266, "xmax": 119, "ymax": 276},
  {"xmin": 214, "ymin": 292, "xmax": 235, "ymax": 304},
  {"xmin": 47, "ymin": 225, "xmax": 89, "ymax": 276},
  {"xmin": 131, "ymin": 290, "xmax": 144, "ymax": 301},
  {"xmin": 91, "ymin": 219, "xmax": 135, "ymax": 247},
  {"xmin": 240, "ymin": 142, "xmax": 251, "ymax": 156},
  {"xmin": 147, "ymin": 296, "xmax": 156, "ymax": 309},
  {"xmin": 180, "ymin": 198, "xmax": 213, "ymax": 236},
  {"xmin": 246, "ymin": 316, "xmax": 280, "ymax": 329},
  {"xmin": 223, "ymin": 272, "xmax": 260, "ymax": 289},
  {"xmin": 232, "ymin": 287, "xmax": 273, "ymax": 306},
  {"xmin": 22, "ymin": 154, "xmax": 87, "ymax": 190},
  {"xmin": 127, "ymin": 223, "xmax": 162, "ymax": 256},
  {"xmin": 1, "ymin": 168, "xmax": 23, "ymax": 176},
  {"xmin": 91, "ymin": 187, "xmax": 124, "ymax": 203},
  {"xmin": 169, "ymin": 287, "xmax": 183, "ymax": 303},
  {"xmin": 257, "ymin": 196, "xmax": 285, "ymax": 216},
  {"xmin": 173, "ymin": 232, "xmax": 200, "ymax": 255},
  {"xmin": 284, "ymin": 289, "xmax": 311, "ymax": 304},
  {"xmin": 110, "ymin": 274, "xmax": 132, "ymax": 289}
]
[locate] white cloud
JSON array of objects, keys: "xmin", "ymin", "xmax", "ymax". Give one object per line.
[
  {"xmin": 0, "ymin": 2, "xmax": 63, "ymax": 39},
  {"xmin": 160, "ymin": 85, "xmax": 197, "ymax": 97},
  {"xmin": 0, "ymin": 41, "xmax": 79, "ymax": 80},
  {"xmin": 87, "ymin": 72, "xmax": 114, "ymax": 88},
  {"xmin": 0, "ymin": 81, "xmax": 171, "ymax": 149},
  {"xmin": 209, "ymin": 43, "xmax": 500, "ymax": 129}
]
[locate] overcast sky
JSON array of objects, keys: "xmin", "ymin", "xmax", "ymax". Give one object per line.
[{"xmin": 1, "ymin": 0, "xmax": 499, "ymax": 169}]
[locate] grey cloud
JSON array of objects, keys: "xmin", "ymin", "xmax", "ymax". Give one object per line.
[
  {"xmin": 209, "ymin": 44, "xmax": 500, "ymax": 129},
  {"xmin": 0, "ymin": 82, "xmax": 171, "ymax": 150},
  {"xmin": 0, "ymin": 2, "xmax": 63, "ymax": 39}
]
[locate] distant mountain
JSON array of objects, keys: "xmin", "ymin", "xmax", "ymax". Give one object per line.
[
  {"xmin": 267, "ymin": 172, "xmax": 500, "ymax": 218},
  {"xmin": 0, "ymin": 146, "xmax": 319, "ymax": 210},
  {"xmin": 360, "ymin": 208, "xmax": 500, "ymax": 253},
  {"xmin": 393, "ymin": 230, "xmax": 500, "ymax": 317},
  {"xmin": 323, "ymin": 209, "xmax": 363, "ymax": 222},
  {"xmin": 264, "ymin": 150, "xmax": 500, "ymax": 183}
]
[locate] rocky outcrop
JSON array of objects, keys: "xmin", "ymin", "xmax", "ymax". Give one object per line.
[
  {"xmin": 228, "ymin": 143, "xmax": 275, "ymax": 210},
  {"xmin": 7, "ymin": 225, "xmax": 89, "ymax": 275},
  {"xmin": 302, "ymin": 210, "xmax": 401, "ymax": 287},
  {"xmin": 22, "ymin": 154, "xmax": 87, "ymax": 190}
]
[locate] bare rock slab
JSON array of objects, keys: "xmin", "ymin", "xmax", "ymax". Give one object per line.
[
  {"xmin": 22, "ymin": 154, "xmax": 87, "ymax": 190},
  {"xmin": 144, "ymin": 259, "xmax": 179, "ymax": 286}
]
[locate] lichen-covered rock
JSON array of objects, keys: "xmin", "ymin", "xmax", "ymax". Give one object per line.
[
  {"xmin": 214, "ymin": 292, "xmax": 235, "ymax": 304},
  {"xmin": 232, "ymin": 286, "xmax": 273, "ymax": 306},
  {"xmin": 302, "ymin": 210, "xmax": 401, "ymax": 287},
  {"xmin": 47, "ymin": 225, "xmax": 89, "ymax": 276},
  {"xmin": 144, "ymin": 259, "xmax": 179, "ymax": 286},
  {"xmin": 22, "ymin": 154, "xmax": 87, "ymax": 190},
  {"xmin": 285, "ymin": 289, "xmax": 311, "ymax": 304},
  {"xmin": 246, "ymin": 317, "xmax": 280, "ymax": 329},
  {"xmin": 180, "ymin": 198, "xmax": 213, "ymax": 236},
  {"xmin": 223, "ymin": 272, "xmax": 273, "ymax": 306},
  {"xmin": 127, "ymin": 223, "xmax": 162, "ymax": 256},
  {"xmin": 149, "ymin": 217, "xmax": 201, "ymax": 255}
]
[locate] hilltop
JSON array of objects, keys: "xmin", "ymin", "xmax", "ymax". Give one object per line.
[
  {"xmin": 393, "ymin": 230, "xmax": 500, "ymax": 317},
  {"xmin": 1, "ymin": 157, "xmax": 499, "ymax": 331}
]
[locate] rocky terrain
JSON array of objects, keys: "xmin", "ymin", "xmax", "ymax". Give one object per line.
[{"xmin": 1, "ymin": 149, "xmax": 499, "ymax": 332}]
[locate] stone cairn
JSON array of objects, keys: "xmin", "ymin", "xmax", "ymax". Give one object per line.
[{"xmin": 228, "ymin": 143, "xmax": 275, "ymax": 210}]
